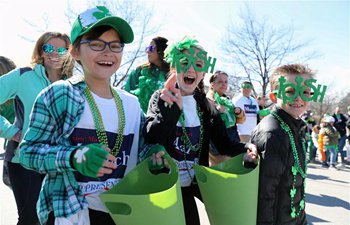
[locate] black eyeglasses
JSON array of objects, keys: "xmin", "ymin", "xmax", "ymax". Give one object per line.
[{"xmin": 80, "ymin": 40, "xmax": 124, "ymax": 53}]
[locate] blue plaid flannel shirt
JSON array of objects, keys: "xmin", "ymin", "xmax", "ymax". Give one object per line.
[{"xmin": 19, "ymin": 75, "xmax": 145, "ymax": 224}]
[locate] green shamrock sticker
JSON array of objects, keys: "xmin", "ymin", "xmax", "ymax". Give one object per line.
[
  {"xmin": 80, "ymin": 6, "xmax": 112, "ymax": 29},
  {"xmin": 290, "ymin": 187, "xmax": 296, "ymax": 198}
]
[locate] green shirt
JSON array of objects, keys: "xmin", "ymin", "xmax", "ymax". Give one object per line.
[
  {"xmin": 0, "ymin": 100, "xmax": 15, "ymax": 124},
  {"xmin": 124, "ymin": 64, "xmax": 168, "ymax": 112}
]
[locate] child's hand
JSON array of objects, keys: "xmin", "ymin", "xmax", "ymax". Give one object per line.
[
  {"xmin": 147, "ymin": 144, "xmax": 170, "ymax": 173},
  {"xmin": 243, "ymin": 143, "xmax": 258, "ymax": 164},
  {"xmin": 72, "ymin": 143, "xmax": 117, "ymax": 178},
  {"xmin": 234, "ymin": 107, "xmax": 242, "ymax": 115},
  {"xmin": 160, "ymin": 74, "xmax": 182, "ymax": 110},
  {"xmin": 150, "ymin": 150, "xmax": 169, "ymax": 170},
  {"xmin": 217, "ymin": 105, "xmax": 227, "ymax": 113}
]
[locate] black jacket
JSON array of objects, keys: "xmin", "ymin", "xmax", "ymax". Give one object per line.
[
  {"xmin": 142, "ymin": 90, "xmax": 248, "ymax": 167},
  {"xmin": 251, "ymin": 107, "xmax": 307, "ymax": 225},
  {"xmin": 332, "ymin": 113, "xmax": 347, "ymax": 137}
]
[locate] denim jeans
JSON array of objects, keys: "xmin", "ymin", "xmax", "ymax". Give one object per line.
[{"xmin": 325, "ymin": 146, "xmax": 337, "ymax": 166}]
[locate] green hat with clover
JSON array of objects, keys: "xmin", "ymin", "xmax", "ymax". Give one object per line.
[{"xmin": 70, "ymin": 6, "xmax": 134, "ymax": 44}]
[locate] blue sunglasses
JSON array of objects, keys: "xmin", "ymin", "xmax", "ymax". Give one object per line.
[
  {"xmin": 42, "ymin": 43, "xmax": 68, "ymax": 56},
  {"xmin": 145, "ymin": 45, "xmax": 156, "ymax": 53}
]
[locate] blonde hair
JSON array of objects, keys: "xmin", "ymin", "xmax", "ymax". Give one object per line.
[
  {"xmin": 269, "ymin": 64, "xmax": 315, "ymax": 92},
  {"xmin": 31, "ymin": 32, "xmax": 74, "ymax": 78}
]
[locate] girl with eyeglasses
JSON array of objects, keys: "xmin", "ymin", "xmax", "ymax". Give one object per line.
[
  {"xmin": 141, "ymin": 36, "xmax": 258, "ymax": 225},
  {"xmin": 0, "ymin": 32, "xmax": 73, "ymax": 225},
  {"xmin": 206, "ymin": 71, "xmax": 246, "ymax": 165},
  {"xmin": 19, "ymin": 6, "xmax": 143, "ymax": 225},
  {"xmin": 124, "ymin": 36, "xmax": 170, "ymax": 112}
]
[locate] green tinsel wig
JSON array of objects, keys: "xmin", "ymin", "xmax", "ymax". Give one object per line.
[{"xmin": 164, "ymin": 36, "xmax": 204, "ymax": 64}]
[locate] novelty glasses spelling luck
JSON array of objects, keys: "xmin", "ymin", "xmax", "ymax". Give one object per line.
[{"xmin": 276, "ymin": 75, "xmax": 327, "ymax": 104}]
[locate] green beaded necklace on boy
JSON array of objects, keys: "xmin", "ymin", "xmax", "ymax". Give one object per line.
[
  {"xmin": 83, "ymin": 86, "xmax": 125, "ymax": 156},
  {"xmin": 271, "ymin": 111, "xmax": 307, "ymax": 219},
  {"xmin": 178, "ymin": 105, "xmax": 204, "ymax": 183}
]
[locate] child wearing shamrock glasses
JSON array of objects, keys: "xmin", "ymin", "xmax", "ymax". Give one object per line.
[
  {"xmin": 250, "ymin": 64, "xmax": 327, "ymax": 225},
  {"xmin": 19, "ymin": 6, "xmax": 143, "ymax": 225},
  {"xmin": 0, "ymin": 32, "xmax": 73, "ymax": 225},
  {"xmin": 141, "ymin": 36, "xmax": 258, "ymax": 225}
]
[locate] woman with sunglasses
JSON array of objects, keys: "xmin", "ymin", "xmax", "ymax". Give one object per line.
[
  {"xmin": 124, "ymin": 36, "xmax": 170, "ymax": 112},
  {"xmin": 206, "ymin": 70, "xmax": 246, "ymax": 165},
  {"xmin": 0, "ymin": 32, "xmax": 73, "ymax": 225}
]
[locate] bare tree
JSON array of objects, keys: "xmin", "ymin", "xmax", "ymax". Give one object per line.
[
  {"xmin": 18, "ymin": 14, "xmax": 50, "ymax": 42},
  {"xmin": 309, "ymin": 87, "xmax": 338, "ymax": 124},
  {"xmin": 337, "ymin": 91, "xmax": 350, "ymax": 112},
  {"xmin": 223, "ymin": 5, "xmax": 318, "ymax": 96}
]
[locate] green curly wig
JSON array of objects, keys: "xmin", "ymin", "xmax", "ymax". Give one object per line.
[{"xmin": 164, "ymin": 36, "xmax": 204, "ymax": 64}]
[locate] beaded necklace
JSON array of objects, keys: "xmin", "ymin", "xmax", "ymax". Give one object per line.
[
  {"xmin": 178, "ymin": 105, "xmax": 204, "ymax": 183},
  {"xmin": 271, "ymin": 112, "xmax": 307, "ymax": 219},
  {"xmin": 83, "ymin": 86, "xmax": 125, "ymax": 156}
]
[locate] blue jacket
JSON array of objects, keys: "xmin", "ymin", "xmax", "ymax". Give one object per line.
[{"xmin": 0, "ymin": 64, "xmax": 52, "ymax": 162}]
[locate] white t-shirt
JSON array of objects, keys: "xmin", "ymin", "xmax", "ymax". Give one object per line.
[
  {"xmin": 172, "ymin": 95, "xmax": 200, "ymax": 187},
  {"xmin": 70, "ymin": 89, "xmax": 141, "ymax": 212},
  {"xmin": 233, "ymin": 94, "xmax": 259, "ymax": 136}
]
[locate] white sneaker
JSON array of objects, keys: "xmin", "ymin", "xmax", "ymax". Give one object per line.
[
  {"xmin": 335, "ymin": 163, "xmax": 346, "ymax": 169},
  {"xmin": 329, "ymin": 165, "xmax": 337, "ymax": 170}
]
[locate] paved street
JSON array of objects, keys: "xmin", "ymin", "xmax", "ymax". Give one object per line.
[{"xmin": 0, "ymin": 138, "xmax": 349, "ymax": 224}]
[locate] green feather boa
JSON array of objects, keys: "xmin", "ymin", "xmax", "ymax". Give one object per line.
[{"xmin": 214, "ymin": 92, "xmax": 236, "ymax": 128}]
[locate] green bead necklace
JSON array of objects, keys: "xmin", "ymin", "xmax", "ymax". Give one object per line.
[
  {"xmin": 179, "ymin": 105, "xmax": 204, "ymax": 184},
  {"xmin": 83, "ymin": 86, "xmax": 125, "ymax": 156},
  {"xmin": 271, "ymin": 112, "xmax": 307, "ymax": 219}
]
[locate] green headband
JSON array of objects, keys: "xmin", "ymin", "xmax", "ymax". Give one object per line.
[
  {"xmin": 165, "ymin": 36, "xmax": 216, "ymax": 74},
  {"xmin": 276, "ymin": 75, "xmax": 327, "ymax": 104}
]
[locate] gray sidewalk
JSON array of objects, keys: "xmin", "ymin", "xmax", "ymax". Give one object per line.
[{"xmin": 0, "ymin": 138, "xmax": 349, "ymax": 224}]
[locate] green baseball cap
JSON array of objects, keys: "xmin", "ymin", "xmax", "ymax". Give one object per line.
[
  {"xmin": 241, "ymin": 81, "xmax": 253, "ymax": 89},
  {"xmin": 70, "ymin": 6, "xmax": 134, "ymax": 45}
]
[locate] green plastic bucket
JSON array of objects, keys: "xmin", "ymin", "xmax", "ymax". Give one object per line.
[
  {"xmin": 194, "ymin": 153, "xmax": 259, "ymax": 225},
  {"xmin": 100, "ymin": 156, "xmax": 186, "ymax": 225}
]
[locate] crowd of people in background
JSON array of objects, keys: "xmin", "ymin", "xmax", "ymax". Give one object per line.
[
  {"xmin": 0, "ymin": 4, "xmax": 349, "ymax": 225},
  {"xmin": 301, "ymin": 106, "xmax": 350, "ymax": 170}
]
